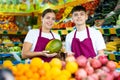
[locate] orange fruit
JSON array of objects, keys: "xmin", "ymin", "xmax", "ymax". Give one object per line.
[
  {"xmin": 114, "ymin": 62, "xmax": 118, "ymax": 67},
  {"xmin": 16, "ymin": 63, "xmax": 25, "ymax": 76},
  {"xmin": 23, "ymin": 64, "xmax": 30, "ymax": 71},
  {"xmin": 40, "ymin": 76, "xmax": 46, "ymax": 80},
  {"xmin": 11, "ymin": 66, "xmax": 17, "ymax": 76},
  {"xmin": 118, "ymin": 61, "xmax": 120, "ymax": 64},
  {"xmin": 32, "ymin": 72, "xmax": 39, "ymax": 80},
  {"xmin": 16, "ymin": 63, "xmax": 24, "ymax": 70},
  {"xmin": 30, "ymin": 66, "xmax": 38, "ymax": 73},
  {"xmin": 42, "ymin": 62, "xmax": 51, "ymax": 72},
  {"xmin": 3, "ymin": 60, "xmax": 13, "ymax": 68},
  {"xmin": 69, "ymin": 78, "xmax": 76, "ymax": 80},
  {"xmin": 30, "ymin": 57, "xmax": 43, "ymax": 68},
  {"xmin": 56, "ymin": 74, "xmax": 68, "ymax": 80},
  {"xmin": 24, "ymin": 70, "xmax": 33, "ymax": 78},
  {"xmin": 117, "ymin": 65, "xmax": 120, "ymax": 68},
  {"xmin": 61, "ymin": 70, "xmax": 71, "ymax": 79},
  {"xmin": 50, "ymin": 67, "xmax": 61, "ymax": 79},
  {"xmin": 66, "ymin": 61, "xmax": 78, "ymax": 73},
  {"xmin": 18, "ymin": 75, "xmax": 28, "ymax": 80},
  {"xmin": 28, "ymin": 78, "xmax": 34, "ymax": 80},
  {"xmin": 38, "ymin": 68, "xmax": 46, "ymax": 76},
  {"xmin": 50, "ymin": 58, "xmax": 62, "ymax": 69}
]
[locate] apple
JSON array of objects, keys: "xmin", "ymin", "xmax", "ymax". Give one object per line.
[
  {"xmin": 90, "ymin": 59, "xmax": 102, "ymax": 69},
  {"xmin": 106, "ymin": 61, "xmax": 116, "ymax": 71},
  {"xmin": 76, "ymin": 55, "xmax": 87, "ymax": 67},
  {"xmin": 98, "ymin": 55, "xmax": 108, "ymax": 65}
]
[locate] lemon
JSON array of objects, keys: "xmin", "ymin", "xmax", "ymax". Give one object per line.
[
  {"xmin": 50, "ymin": 58, "xmax": 62, "ymax": 69},
  {"xmin": 3, "ymin": 60, "xmax": 13, "ymax": 68},
  {"xmin": 30, "ymin": 57, "xmax": 43, "ymax": 68},
  {"xmin": 66, "ymin": 61, "xmax": 78, "ymax": 73}
]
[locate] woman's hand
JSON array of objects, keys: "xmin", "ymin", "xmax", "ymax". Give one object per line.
[{"xmin": 41, "ymin": 51, "xmax": 57, "ymax": 58}]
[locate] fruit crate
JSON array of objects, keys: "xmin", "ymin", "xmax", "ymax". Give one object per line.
[{"xmin": 0, "ymin": 53, "xmax": 24, "ymax": 65}]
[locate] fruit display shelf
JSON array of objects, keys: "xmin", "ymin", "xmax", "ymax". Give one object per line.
[
  {"xmin": 97, "ymin": 28, "xmax": 120, "ymax": 36},
  {"xmin": 107, "ymin": 51, "xmax": 120, "ymax": 62},
  {"xmin": 1, "ymin": 43, "xmax": 22, "ymax": 47},
  {"xmin": 52, "ymin": 0, "xmax": 94, "ymax": 10},
  {"xmin": 0, "ymin": 53, "xmax": 21, "ymax": 65},
  {"xmin": 0, "ymin": 30, "xmax": 27, "ymax": 35},
  {"xmin": 0, "ymin": 12, "xmax": 32, "ymax": 16},
  {"xmin": 0, "ymin": 52, "xmax": 25, "ymax": 65},
  {"xmin": 2, "ymin": 55, "xmax": 120, "ymax": 80},
  {"xmin": 52, "ymin": 27, "xmax": 120, "ymax": 36}
]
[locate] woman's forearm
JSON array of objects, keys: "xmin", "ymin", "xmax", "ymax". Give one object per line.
[{"xmin": 21, "ymin": 51, "xmax": 43, "ymax": 59}]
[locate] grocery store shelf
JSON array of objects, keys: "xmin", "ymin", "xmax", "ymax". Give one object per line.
[
  {"xmin": 0, "ymin": 30, "xmax": 27, "ymax": 35},
  {"xmin": 0, "ymin": 12, "xmax": 32, "ymax": 16},
  {"xmin": 0, "ymin": 28, "xmax": 119, "ymax": 36},
  {"xmin": 1, "ymin": 43, "xmax": 22, "ymax": 47},
  {"xmin": 51, "ymin": 0, "xmax": 94, "ymax": 10},
  {"xmin": 97, "ymin": 28, "xmax": 116, "ymax": 34},
  {"xmin": 0, "ymin": 0, "xmax": 93, "ymax": 15},
  {"xmin": 52, "ymin": 28, "xmax": 120, "ymax": 35}
]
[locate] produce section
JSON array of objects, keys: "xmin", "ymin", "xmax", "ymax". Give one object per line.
[
  {"xmin": 1, "ymin": 55, "xmax": 120, "ymax": 80},
  {"xmin": 0, "ymin": 0, "xmax": 120, "ymax": 80}
]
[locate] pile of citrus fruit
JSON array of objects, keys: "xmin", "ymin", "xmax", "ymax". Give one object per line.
[
  {"xmin": 115, "ymin": 61, "xmax": 120, "ymax": 69},
  {"xmin": 2, "ymin": 55, "xmax": 120, "ymax": 80},
  {"xmin": 2, "ymin": 57, "xmax": 78, "ymax": 80}
]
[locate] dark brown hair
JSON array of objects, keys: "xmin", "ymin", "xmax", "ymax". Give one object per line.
[
  {"xmin": 71, "ymin": 5, "xmax": 86, "ymax": 14},
  {"xmin": 42, "ymin": 8, "xmax": 56, "ymax": 18}
]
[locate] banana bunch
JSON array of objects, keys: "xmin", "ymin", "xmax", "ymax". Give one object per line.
[
  {"xmin": 63, "ymin": 6, "xmax": 73, "ymax": 17},
  {"xmin": 0, "ymin": 4, "xmax": 2, "ymax": 10},
  {"xmin": 55, "ymin": 6, "xmax": 73, "ymax": 25},
  {"xmin": 106, "ymin": 42, "xmax": 118, "ymax": 51},
  {"xmin": 19, "ymin": 3, "xmax": 27, "ymax": 11},
  {"xmin": 4, "ymin": 4, "xmax": 9, "ymax": 10},
  {"xmin": 10, "ymin": 4, "xmax": 15, "ymax": 10}
]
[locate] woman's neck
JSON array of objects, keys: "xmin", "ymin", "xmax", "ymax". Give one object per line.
[
  {"xmin": 76, "ymin": 24, "xmax": 86, "ymax": 31},
  {"xmin": 42, "ymin": 27, "xmax": 50, "ymax": 33}
]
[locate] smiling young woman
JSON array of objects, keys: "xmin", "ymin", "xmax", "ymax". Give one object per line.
[{"xmin": 22, "ymin": 8, "xmax": 61, "ymax": 62}]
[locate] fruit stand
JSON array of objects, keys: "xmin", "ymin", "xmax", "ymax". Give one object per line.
[{"xmin": 0, "ymin": 0, "xmax": 120, "ymax": 80}]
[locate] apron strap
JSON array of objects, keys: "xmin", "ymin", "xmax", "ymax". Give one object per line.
[
  {"xmin": 74, "ymin": 30, "xmax": 77, "ymax": 38},
  {"xmin": 39, "ymin": 28, "xmax": 42, "ymax": 37},
  {"xmin": 86, "ymin": 27, "xmax": 90, "ymax": 38},
  {"xmin": 50, "ymin": 31, "xmax": 55, "ymax": 39},
  {"xmin": 39, "ymin": 28, "xmax": 55, "ymax": 39},
  {"xmin": 74, "ymin": 27, "xmax": 90, "ymax": 39}
]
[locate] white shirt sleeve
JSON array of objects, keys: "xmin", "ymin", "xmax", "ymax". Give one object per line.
[
  {"xmin": 95, "ymin": 30, "xmax": 106, "ymax": 51},
  {"xmin": 65, "ymin": 34, "xmax": 72, "ymax": 52},
  {"xmin": 24, "ymin": 30, "xmax": 37, "ymax": 44}
]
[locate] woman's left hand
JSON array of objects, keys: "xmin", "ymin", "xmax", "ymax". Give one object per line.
[{"xmin": 42, "ymin": 51, "xmax": 57, "ymax": 57}]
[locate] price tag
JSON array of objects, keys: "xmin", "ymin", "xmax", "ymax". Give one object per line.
[
  {"xmin": 116, "ymin": 28, "xmax": 120, "ymax": 37},
  {"xmin": 17, "ymin": 31, "xmax": 21, "ymax": 35},
  {"xmin": 3, "ymin": 31, "xmax": 8, "ymax": 34},
  {"xmin": 103, "ymin": 29, "xmax": 110, "ymax": 36}
]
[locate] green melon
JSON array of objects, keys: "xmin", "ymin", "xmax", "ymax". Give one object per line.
[{"xmin": 45, "ymin": 39, "xmax": 62, "ymax": 53}]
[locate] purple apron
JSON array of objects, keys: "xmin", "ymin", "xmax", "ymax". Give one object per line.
[
  {"xmin": 34, "ymin": 29, "xmax": 55, "ymax": 62},
  {"xmin": 71, "ymin": 27, "xmax": 96, "ymax": 58}
]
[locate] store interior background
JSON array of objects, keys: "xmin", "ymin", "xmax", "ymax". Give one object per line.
[{"xmin": 0, "ymin": 0, "xmax": 120, "ymax": 63}]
